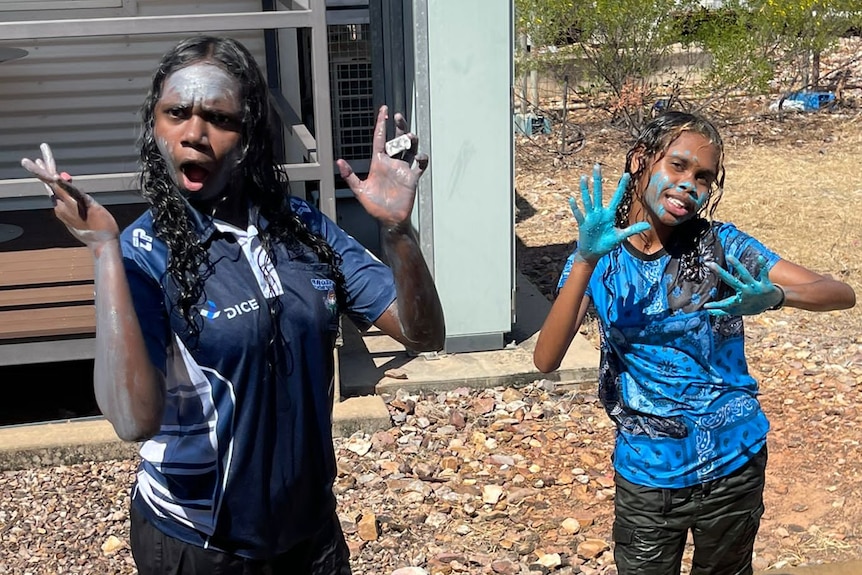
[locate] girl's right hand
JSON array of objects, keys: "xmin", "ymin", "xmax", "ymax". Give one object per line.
[
  {"xmin": 21, "ymin": 143, "xmax": 119, "ymax": 252},
  {"xmin": 569, "ymin": 163, "xmax": 650, "ymax": 264}
]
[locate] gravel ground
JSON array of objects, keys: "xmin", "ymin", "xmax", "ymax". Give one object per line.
[{"xmin": 2, "ymin": 323, "xmax": 861, "ymax": 575}]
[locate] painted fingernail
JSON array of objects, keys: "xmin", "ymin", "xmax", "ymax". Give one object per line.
[{"xmin": 60, "ymin": 172, "xmax": 72, "ymax": 181}]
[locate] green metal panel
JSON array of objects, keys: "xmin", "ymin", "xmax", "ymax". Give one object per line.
[{"xmin": 420, "ymin": 0, "xmax": 514, "ymax": 352}]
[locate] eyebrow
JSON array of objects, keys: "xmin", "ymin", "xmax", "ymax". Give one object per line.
[
  {"xmin": 671, "ymin": 154, "xmax": 717, "ymax": 180},
  {"xmin": 157, "ymin": 95, "xmax": 240, "ymax": 112}
]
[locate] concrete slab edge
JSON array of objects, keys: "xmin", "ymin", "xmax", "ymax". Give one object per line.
[
  {"xmin": 753, "ymin": 562, "xmax": 862, "ymax": 575},
  {"xmin": 375, "ymin": 366, "xmax": 597, "ymax": 396},
  {"xmin": 332, "ymin": 395, "xmax": 392, "ymax": 438},
  {"xmin": 0, "ymin": 371, "xmax": 598, "ymax": 471},
  {"xmin": 0, "ymin": 440, "xmax": 140, "ymax": 472}
]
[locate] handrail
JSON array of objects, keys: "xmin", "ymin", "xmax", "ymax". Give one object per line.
[
  {"xmin": 0, "ymin": 161, "xmax": 325, "ymax": 200},
  {"xmin": 0, "ymin": 11, "xmax": 312, "ymax": 40},
  {"xmin": 0, "ymin": 1, "xmax": 334, "ymax": 213}
]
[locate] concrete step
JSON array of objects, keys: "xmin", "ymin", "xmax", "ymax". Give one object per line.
[
  {"xmin": 0, "ymin": 417, "xmax": 136, "ymax": 471},
  {"xmin": 0, "ymin": 395, "xmax": 395, "ymax": 471}
]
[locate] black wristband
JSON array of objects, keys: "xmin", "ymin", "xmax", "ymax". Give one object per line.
[{"xmin": 769, "ymin": 284, "xmax": 786, "ymax": 310}]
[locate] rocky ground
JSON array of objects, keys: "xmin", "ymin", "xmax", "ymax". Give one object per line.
[
  {"xmin": 3, "ymin": 49, "xmax": 862, "ymax": 574},
  {"xmin": 2, "ymin": 330, "xmax": 861, "ymax": 575}
]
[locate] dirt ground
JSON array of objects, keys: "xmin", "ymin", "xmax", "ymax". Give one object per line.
[
  {"xmin": 515, "ymin": 98, "xmax": 862, "ymax": 570},
  {"xmin": 3, "ymin": 47, "xmax": 862, "ymax": 574}
]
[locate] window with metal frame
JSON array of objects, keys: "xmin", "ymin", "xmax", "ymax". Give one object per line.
[{"xmin": 328, "ymin": 22, "xmax": 374, "ymax": 162}]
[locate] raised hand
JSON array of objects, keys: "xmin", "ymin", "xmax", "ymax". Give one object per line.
[
  {"xmin": 21, "ymin": 143, "xmax": 119, "ymax": 250},
  {"xmin": 704, "ymin": 255, "xmax": 783, "ymax": 316},
  {"xmin": 336, "ymin": 105, "xmax": 428, "ymax": 229},
  {"xmin": 569, "ymin": 164, "xmax": 651, "ymax": 264}
]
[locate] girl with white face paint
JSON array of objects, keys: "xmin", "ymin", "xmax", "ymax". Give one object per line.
[
  {"xmin": 21, "ymin": 35, "xmax": 445, "ymax": 574},
  {"xmin": 153, "ymin": 62, "xmax": 244, "ymax": 202},
  {"xmin": 534, "ymin": 111, "xmax": 855, "ymax": 575}
]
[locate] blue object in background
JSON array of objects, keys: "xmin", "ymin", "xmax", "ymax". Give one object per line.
[
  {"xmin": 652, "ymin": 99, "xmax": 668, "ymax": 113},
  {"xmin": 785, "ymin": 91, "xmax": 836, "ymax": 112},
  {"xmin": 513, "ymin": 113, "xmax": 552, "ymax": 136}
]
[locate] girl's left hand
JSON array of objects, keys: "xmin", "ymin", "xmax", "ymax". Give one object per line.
[
  {"xmin": 336, "ymin": 105, "xmax": 428, "ymax": 229},
  {"xmin": 704, "ymin": 255, "xmax": 783, "ymax": 316}
]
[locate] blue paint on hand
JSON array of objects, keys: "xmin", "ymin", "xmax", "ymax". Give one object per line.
[
  {"xmin": 703, "ymin": 255, "xmax": 782, "ymax": 316},
  {"xmin": 568, "ymin": 164, "xmax": 650, "ymax": 264}
]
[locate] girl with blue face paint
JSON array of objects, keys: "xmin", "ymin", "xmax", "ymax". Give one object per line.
[{"xmin": 534, "ymin": 111, "xmax": 855, "ymax": 575}]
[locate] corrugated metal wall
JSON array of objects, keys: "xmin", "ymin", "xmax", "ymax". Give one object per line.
[{"xmin": 0, "ymin": 0, "xmax": 266, "ymax": 181}]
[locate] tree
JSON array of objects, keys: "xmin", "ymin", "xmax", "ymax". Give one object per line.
[
  {"xmin": 514, "ymin": 0, "xmax": 702, "ymax": 136},
  {"xmin": 688, "ymin": 0, "xmax": 862, "ymax": 107},
  {"xmin": 514, "ymin": 0, "xmax": 862, "ymax": 134}
]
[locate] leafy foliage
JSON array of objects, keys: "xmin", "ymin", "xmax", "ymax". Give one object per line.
[
  {"xmin": 514, "ymin": 0, "xmax": 862, "ymax": 133},
  {"xmin": 688, "ymin": 0, "xmax": 862, "ymax": 100}
]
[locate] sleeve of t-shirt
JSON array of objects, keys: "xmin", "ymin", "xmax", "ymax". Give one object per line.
[
  {"xmin": 556, "ymin": 243, "xmax": 600, "ymax": 300},
  {"xmin": 556, "ymin": 250, "xmax": 579, "ymax": 298},
  {"xmin": 291, "ymin": 198, "xmax": 397, "ymax": 331},
  {"xmin": 716, "ymin": 222, "xmax": 782, "ymax": 276},
  {"xmin": 123, "ymin": 258, "xmax": 170, "ymax": 373}
]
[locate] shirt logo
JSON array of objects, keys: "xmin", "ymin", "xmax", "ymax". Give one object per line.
[
  {"xmin": 325, "ymin": 290, "xmax": 338, "ymax": 315},
  {"xmin": 200, "ymin": 298, "xmax": 260, "ymax": 321},
  {"xmin": 311, "ymin": 278, "xmax": 334, "ymax": 291},
  {"xmin": 132, "ymin": 228, "xmax": 153, "ymax": 252},
  {"xmin": 293, "ymin": 201, "xmax": 312, "ymax": 217},
  {"xmin": 200, "ymin": 300, "xmax": 221, "ymax": 320}
]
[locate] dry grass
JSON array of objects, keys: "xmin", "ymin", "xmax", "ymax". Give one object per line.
[
  {"xmin": 798, "ymin": 526, "xmax": 855, "ymax": 554},
  {"xmin": 715, "ymin": 112, "xmax": 862, "ymax": 329},
  {"xmin": 515, "ymin": 108, "xmax": 862, "ymax": 336}
]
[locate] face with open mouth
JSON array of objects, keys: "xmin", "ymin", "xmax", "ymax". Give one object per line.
[
  {"xmin": 639, "ymin": 131, "xmax": 719, "ymax": 228},
  {"xmin": 153, "ymin": 61, "xmax": 243, "ymax": 201}
]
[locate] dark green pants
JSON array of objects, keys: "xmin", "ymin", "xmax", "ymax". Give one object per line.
[{"xmin": 613, "ymin": 448, "xmax": 767, "ymax": 575}]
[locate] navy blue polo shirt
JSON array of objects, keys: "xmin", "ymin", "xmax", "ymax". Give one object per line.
[{"xmin": 120, "ymin": 197, "xmax": 396, "ymax": 559}]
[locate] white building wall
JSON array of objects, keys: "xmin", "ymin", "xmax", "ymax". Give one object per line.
[{"xmin": 0, "ymin": 0, "xmax": 265, "ymax": 181}]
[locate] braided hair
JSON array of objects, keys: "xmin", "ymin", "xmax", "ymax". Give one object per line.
[{"xmin": 138, "ymin": 35, "xmax": 346, "ymax": 342}]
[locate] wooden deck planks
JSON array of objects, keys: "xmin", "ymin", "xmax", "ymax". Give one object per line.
[{"xmin": 0, "ymin": 246, "xmax": 95, "ymax": 342}]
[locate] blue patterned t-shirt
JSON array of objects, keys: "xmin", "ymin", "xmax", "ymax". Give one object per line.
[{"xmin": 557, "ymin": 220, "xmax": 780, "ymax": 488}]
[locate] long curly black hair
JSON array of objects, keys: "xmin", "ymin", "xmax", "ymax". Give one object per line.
[
  {"xmin": 618, "ymin": 111, "xmax": 726, "ymax": 281},
  {"xmin": 138, "ymin": 35, "xmax": 345, "ymax": 342}
]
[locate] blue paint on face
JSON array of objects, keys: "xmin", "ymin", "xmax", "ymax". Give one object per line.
[
  {"xmin": 645, "ymin": 172, "xmax": 672, "ymax": 218},
  {"xmin": 637, "ymin": 131, "xmax": 719, "ymax": 229}
]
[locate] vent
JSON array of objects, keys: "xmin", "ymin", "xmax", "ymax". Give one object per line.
[{"xmin": 328, "ymin": 23, "xmax": 373, "ymax": 162}]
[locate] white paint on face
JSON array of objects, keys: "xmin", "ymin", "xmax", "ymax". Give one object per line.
[
  {"xmin": 154, "ymin": 62, "xmax": 244, "ymax": 201},
  {"xmin": 161, "ymin": 63, "xmax": 240, "ymax": 111}
]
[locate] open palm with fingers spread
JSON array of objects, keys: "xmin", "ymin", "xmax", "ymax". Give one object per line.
[
  {"xmin": 570, "ymin": 164, "xmax": 651, "ymax": 264},
  {"xmin": 704, "ymin": 255, "xmax": 783, "ymax": 316},
  {"xmin": 21, "ymin": 143, "xmax": 119, "ymax": 250},
  {"xmin": 336, "ymin": 105, "xmax": 428, "ymax": 229}
]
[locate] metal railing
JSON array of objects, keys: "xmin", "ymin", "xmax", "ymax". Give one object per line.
[{"xmin": 0, "ymin": 0, "xmax": 337, "ymax": 220}]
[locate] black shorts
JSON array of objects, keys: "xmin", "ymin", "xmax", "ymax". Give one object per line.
[
  {"xmin": 130, "ymin": 503, "xmax": 352, "ymax": 575},
  {"xmin": 613, "ymin": 447, "xmax": 767, "ymax": 575}
]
